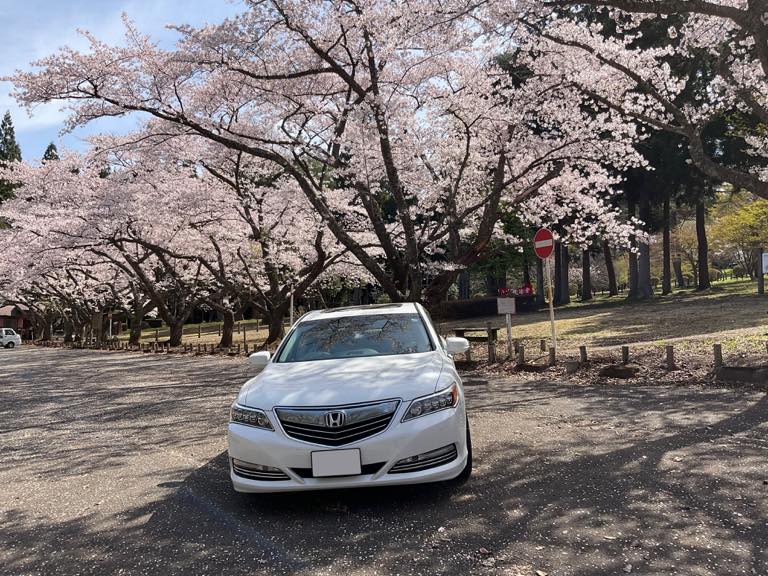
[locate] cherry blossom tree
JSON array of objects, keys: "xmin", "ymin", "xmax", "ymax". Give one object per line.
[
  {"xmin": 536, "ymin": 0, "xmax": 768, "ymax": 199},
  {"xmin": 7, "ymin": 0, "xmax": 645, "ymax": 305}
]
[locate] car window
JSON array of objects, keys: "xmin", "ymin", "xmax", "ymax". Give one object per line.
[
  {"xmin": 4, "ymin": 329, "xmax": 14, "ymax": 336},
  {"xmin": 276, "ymin": 313, "xmax": 434, "ymax": 363}
]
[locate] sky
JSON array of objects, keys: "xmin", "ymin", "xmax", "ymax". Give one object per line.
[{"xmin": 0, "ymin": 0, "xmax": 242, "ymax": 160}]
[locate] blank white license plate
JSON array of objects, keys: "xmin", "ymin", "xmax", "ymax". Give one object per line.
[{"xmin": 311, "ymin": 449, "xmax": 361, "ymax": 477}]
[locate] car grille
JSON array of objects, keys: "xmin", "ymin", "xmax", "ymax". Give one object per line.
[
  {"xmin": 388, "ymin": 444, "xmax": 458, "ymax": 474},
  {"xmin": 291, "ymin": 462, "xmax": 386, "ymax": 478},
  {"xmin": 275, "ymin": 399, "xmax": 400, "ymax": 447},
  {"xmin": 231, "ymin": 459, "xmax": 290, "ymax": 481}
]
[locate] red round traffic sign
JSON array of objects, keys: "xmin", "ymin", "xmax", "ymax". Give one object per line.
[{"xmin": 533, "ymin": 228, "xmax": 555, "ymax": 259}]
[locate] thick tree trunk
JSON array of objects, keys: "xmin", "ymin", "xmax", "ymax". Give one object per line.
[
  {"xmin": 637, "ymin": 196, "xmax": 653, "ymax": 299},
  {"xmin": 129, "ymin": 301, "xmax": 145, "ymax": 346},
  {"xmin": 168, "ymin": 321, "xmax": 184, "ymax": 347},
  {"xmin": 535, "ymin": 258, "xmax": 546, "ymax": 305},
  {"xmin": 219, "ymin": 308, "xmax": 235, "ymax": 348},
  {"xmin": 603, "ymin": 241, "xmax": 618, "ymax": 296},
  {"xmin": 581, "ymin": 249, "xmax": 592, "ymax": 301},
  {"xmin": 554, "ymin": 241, "xmax": 563, "ymax": 305},
  {"xmin": 559, "ymin": 243, "xmax": 571, "ymax": 305},
  {"xmin": 662, "ymin": 195, "xmax": 672, "ymax": 295},
  {"xmin": 696, "ymin": 199, "xmax": 710, "ymax": 290},
  {"xmin": 265, "ymin": 310, "xmax": 287, "ymax": 347}
]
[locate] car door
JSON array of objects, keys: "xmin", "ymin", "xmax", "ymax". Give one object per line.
[{"xmin": 0, "ymin": 329, "xmax": 6, "ymax": 345}]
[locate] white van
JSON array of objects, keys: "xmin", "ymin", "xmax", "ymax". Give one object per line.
[{"xmin": 0, "ymin": 328, "xmax": 22, "ymax": 349}]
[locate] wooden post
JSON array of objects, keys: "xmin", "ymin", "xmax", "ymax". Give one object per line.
[
  {"xmin": 486, "ymin": 323, "xmax": 496, "ymax": 363},
  {"xmin": 243, "ymin": 324, "xmax": 247, "ymax": 347},
  {"xmin": 198, "ymin": 325, "xmax": 201, "ymax": 339},
  {"xmin": 155, "ymin": 329, "xmax": 159, "ymax": 343},
  {"xmin": 713, "ymin": 343, "xmax": 723, "ymax": 369},
  {"xmin": 621, "ymin": 345, "xmax": 630, "ymax": 364},
  {"xmin": 548, "ymin": 346, "xmax": 556, "ymax": 366},
  {"xmin": 579, "ymin": 345, "xmax": 588, "ymax": 364},
  {"xmin": 237, "ymin": 322, "xmax": 241, "ymax": 334},
  {"xmin": 666, "ymin": 345, "xmax": 676, "ymax": 370},
  {"xmin": 237, "ymin": 343, "xmax": 241, "ymax": 354},
  {"xmin": 517, "ymin": 343, "xmax": 525, "ymax": 365},
  {"xmin": 505, "ymin": 314, "xmax": 513, "ymax": 360},
  {"xmin": 540, "ymin": 339, "xmax": 546, "ymax": 352},
  {"xmin": 203, "ymin": 343, "xmax": 208, "ymax": 353},
  {"xmin": 218, "ymin": 324, "xmax": 221, "ymax": 337},
  {"xmin": 244, "ymin": 343, "xmax": 249, "ymax": 355},
  {"xmin": 197, "ymin": 343, "xmax": 201, "ymax": 354}
]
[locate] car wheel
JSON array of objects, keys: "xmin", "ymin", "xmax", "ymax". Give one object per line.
[
  {"xmin": 6, "ymin": 342, "xmax": 15, "ymax": 349},
  {"xmin": 449, "ymin": 418, "xmax": 473, "ymax": 485}
]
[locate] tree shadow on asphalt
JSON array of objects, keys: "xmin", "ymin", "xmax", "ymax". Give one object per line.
[{"xmin": 3, "ymin": 353, "xmax": 767, "ymax": 576}]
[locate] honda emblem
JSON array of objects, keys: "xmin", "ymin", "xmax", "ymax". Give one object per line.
[{"xmin": 324, "ymin": 410, "xmax": 346, "ymax": 428}]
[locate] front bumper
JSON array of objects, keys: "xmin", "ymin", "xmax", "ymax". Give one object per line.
[{"xmin": 227, "ymin": 401, "xmax": 467, "ymax": 493}]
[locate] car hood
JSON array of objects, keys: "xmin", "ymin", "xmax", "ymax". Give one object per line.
[{"xmin": 240, "ymin": 351, "xmax": 445, "ymax": 408}]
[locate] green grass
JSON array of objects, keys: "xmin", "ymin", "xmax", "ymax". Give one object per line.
[{"xmin": 443, "ymin": 278, "xmax": 768, "ymax": 351}]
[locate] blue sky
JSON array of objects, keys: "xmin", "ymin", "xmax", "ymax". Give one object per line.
[{"xmin": 0, "ymin": 0, "xmax": 242, "ymax": 160}]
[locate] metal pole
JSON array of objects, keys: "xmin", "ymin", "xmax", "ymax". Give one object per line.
[
  {"xmin": 545, "ymin": 256, "xmax": 557, "ymax": 352},
  {"xmin": 505, "ymin": 313, "xmax": 513, "ymax": 360}
]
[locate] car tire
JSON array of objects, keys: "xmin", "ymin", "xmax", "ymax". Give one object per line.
[
  {"xmin": 449, "ymin": 418, "xmax": 473, "ymax": 485},
  {"xmin": 6, "ymin": 342, "xmax": 14, "ymax": 349}
]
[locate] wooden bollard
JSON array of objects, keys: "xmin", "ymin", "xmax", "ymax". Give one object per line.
[
  {"xmin": 517, "ymin": 343, "xmax": 525, "ymax": 365},
  {"xmin": 244, "ymin": 343, "xmax": 249, "ymax": 355},
  {"xmin": 197, "ymin": 343, "xmax": 201, "ymax": 354},
  {"xmin": 548, "ymin": 346, "xmax": 556, "ymax": 366},
  {"xmin": 579, "ymin": 345, "xmax": 588, "ymax": 364},
  {"xmin": 486, "ymin": 323, "xmax": 496, "ymax": 363},
  {"xmin": 237, "ymin": 323, "xmax": 241, "ymax": 334},
  {"xmin": 243, "ymin": 324, "xmax": 247, "ymax": 346},
  {"xmin": 203, "ymin": 343, "xmax": 208, "ymax": 353},
  {"xmin": 621, "ymin": 346, "xmax": 630, "ymax": 364},
  {"xmin": 713, "ymin": 344, "xmax": 723, "ymax": 369},
  {"xmin": 666, "ymin": 345, "xmax": 676, "ymax": 370},
  {"xmin": 237, "ymin": 343, "xmax": 241, "ymax": 354},
  {"xmin": 218, "ymin": 324, "xmax": 221, "ymax": 337},
  {"xmin": 198, "ymin": 325, "xmax": 201, "ymax": 338},
  {"xmin": 513, "ymin": 339, "xmax": 520, "ymax": 354},
  {"xmin": 155, "ymin": 329, "xmax": 159, "ymax": 343},
  {"xmin": 540, "ymin": 339, "xmax": 546, "ymax": 352}
]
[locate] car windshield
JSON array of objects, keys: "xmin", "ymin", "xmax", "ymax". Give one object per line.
[{"xmin": 276, "ymin": 313, "xmax": 434, "ymax": 363}]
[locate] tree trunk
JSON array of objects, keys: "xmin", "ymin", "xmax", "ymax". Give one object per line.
[
  {"xmin": 559, "ymin": 243, "xmax": 571, "ymax": 305},
  {"xmin": 673, "ymin": 257, "xmax": 685, "ymax": 288},
  {"xmin": 627, "ymin": 197, "xmax": 639, "ymax": 299},
  {"xmin": 662, "ymin": 195, "xmax": 672, "ymax": 295},
  {"xmin": 535, "ymin": 258, "xmax": 546, "ymax": 305},
  {"xmin": 458, "ymin": 270, "xmax": 470, "ymax": 300},
  {"xmin": 168, "ymin": 321, "xmax": 184, "ymax": 347},
  {"xmin": 696, "ymin": 199, "xmax": 710, "ymax": 290},
  {"xmin": 637, "ymin": 195, "xmax": 653, "ymax": 299},
  {"xmin": 523, "ymin": 256, "xmax": 531, "ymax": 285},
  {"xmin": 554, "ymin": 241, "xmax": 563, "ymax": 305},
  {"xmin": 603, "ymin": 240, "xmax": 618, "ymax": 296},
  {"xmin": 265, "ymin": 308, "xmax": 287, "ymax": 347},
  {"xmin": 581, "ymin": 249, "xmax": 592, "ymax": 301},
  {"xmin": 219, "ymin": 308, "xmax": 235, "ymax": 348}
]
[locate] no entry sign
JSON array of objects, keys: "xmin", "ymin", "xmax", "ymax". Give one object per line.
[{"xmin": 534, "ymin": 228, "xmax": 555, "ymax": 259}]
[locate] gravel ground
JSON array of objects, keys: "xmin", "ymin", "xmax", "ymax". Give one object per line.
[{"xmin": 1, "ymin": 347, "xmax": 766, "ymax": 576}]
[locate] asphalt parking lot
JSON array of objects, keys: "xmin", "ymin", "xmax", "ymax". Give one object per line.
[{"xmin": 1, "ymin": 347, "xmax": 766, "ymax": 576}]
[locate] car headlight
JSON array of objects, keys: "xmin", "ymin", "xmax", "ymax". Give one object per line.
[
  {"xmin": 230, "ymin": 403, "xmax": 274, "ymax": 430},
  {"xmin": 402, "ymin": 383, "xmax": 460, "ymax": 422}
]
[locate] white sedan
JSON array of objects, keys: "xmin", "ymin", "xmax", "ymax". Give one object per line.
[{"xmin": 228, "ymin": 302, "xmax": 472, "ymax": 493}]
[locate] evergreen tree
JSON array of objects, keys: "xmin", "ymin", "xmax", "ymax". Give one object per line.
[
  {"xmin": 0, "ymin": 111, "xmax": 23, "ymax": 203},
  {"xmin": 42, "ymin": 142, "xmax": 59, "ymax": 162}
]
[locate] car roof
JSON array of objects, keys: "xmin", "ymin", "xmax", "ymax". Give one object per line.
[{"xmin": 301, "ymin": 302, "xmax": 419, "ymax": 322}]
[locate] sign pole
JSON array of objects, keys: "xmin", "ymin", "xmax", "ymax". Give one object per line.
[
  {"xmin": 505, "ymin": 312, "xmax": 513, "ymax": 360},
  {"xmin": 289, "ymin": 285, "xmax": 295, "ymax": 326},
  {"xmin": 545, "ymin": 256, "xmax": 557, "ymax": 352},
  {"xmin": 759, "ymin": 246, "xmax": 765, "ymax": 296}
]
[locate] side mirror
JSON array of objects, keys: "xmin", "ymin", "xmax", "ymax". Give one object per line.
[
  {"xmin": 445, "ymin": 337, "xmax": 470, "ymax": 355},
  {"xmin": 248, "ymin": 351, "xmax": 271, "ymax": 368}
]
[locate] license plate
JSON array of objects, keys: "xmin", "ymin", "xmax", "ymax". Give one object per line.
[{"xmin": 311, "ymin": 449, "xmax": 362, "ymax": 477}]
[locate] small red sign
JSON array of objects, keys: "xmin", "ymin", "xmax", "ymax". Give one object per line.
[{"xmin": 533, "ymin": 228, "xmax": 555, "ymax": 259}]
